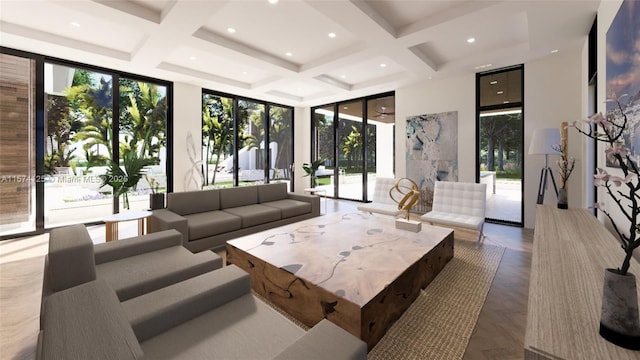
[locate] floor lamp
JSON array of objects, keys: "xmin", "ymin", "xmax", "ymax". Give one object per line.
[{"xmin": 529, "ymin": 128, "xmax": 561, "ymax": 204}]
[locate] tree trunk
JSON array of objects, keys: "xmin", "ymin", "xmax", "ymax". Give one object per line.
[
  {"xmin": 487, "ymin": 138, "xmax": 495, "ymax": 171},
  {"xmin": 498, "ymin": 140, "xmax": 504, "ymax": 171}
]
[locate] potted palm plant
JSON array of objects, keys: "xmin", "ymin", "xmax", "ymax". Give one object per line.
[
  {"xmin": 99, "ymin": 151, "xmax": 154, "ymax": 210},
  {"xmin": 302, "ymin": 158, "xmax": 325, "ymax": 188},
  {"xmin": 571, "ymin": 93, "xmax": 640, "ymax": 349}
]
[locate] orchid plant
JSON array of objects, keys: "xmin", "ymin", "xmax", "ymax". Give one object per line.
[{"xmin": 570, "ymin": 94, "xmax": 640, "ymax": 275}]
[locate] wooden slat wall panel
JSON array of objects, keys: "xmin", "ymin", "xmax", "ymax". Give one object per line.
[{"xmin": 0, "ymin": 54, "xmax": 34, "ymax": 225}]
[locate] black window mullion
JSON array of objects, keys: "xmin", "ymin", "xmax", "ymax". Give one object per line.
[{"xmin": 112, "ymin": 74, "xmax": 120, "ymax": 214}]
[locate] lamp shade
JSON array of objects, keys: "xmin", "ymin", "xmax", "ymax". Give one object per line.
[{"xmin": 528, "ymin": 128, "xmax": 561, "ymax": 155}]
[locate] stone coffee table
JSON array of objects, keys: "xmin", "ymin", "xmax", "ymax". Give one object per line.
[{"xmin": 226, "ymin": 212, "xmax": 453, "ymax": 350}]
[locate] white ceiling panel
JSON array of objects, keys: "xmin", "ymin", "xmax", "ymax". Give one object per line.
[
  {"xmin": 201, "ymin": 0, "xmax": 359, "ymax": 65},
  {"xmin": 165, "ymin": 45, "xmax": 273, "ymax": 84},
  {"xmin": 0, "ymin": 1, "xmax": 144, "ymax": 54},
  {"xmin": 0, "ymin": 0, "xmax": 600, "ymax": 106},
  {"xmin": 323, "ymin": 56, "xmax": 405, "ymax": 86}
]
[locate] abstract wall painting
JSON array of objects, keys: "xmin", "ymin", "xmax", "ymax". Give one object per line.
[{"xmin": 406, "ymin": 111, "xmax": 458, "ymax": 212}]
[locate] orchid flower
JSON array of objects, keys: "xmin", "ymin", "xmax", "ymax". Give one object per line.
[
  {"xmin": 593, "ymin": 168, "xmax": 610, "ymax": 186},
  {"xmin": 593, "ymin": 202, "xmax": 606, "ymax": 210},
  {"xmin": 587, "ymin": 112, "xmax": 613, "ymax": 129},
  {"xmin": 609, "ymin": 174, "xmax": 635, "ymax": 187},
  {"xmin": 605, "ymin": 145, "xmax": 629, "ymax": 157}
]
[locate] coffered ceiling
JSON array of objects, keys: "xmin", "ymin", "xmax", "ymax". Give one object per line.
[{"xmin": 0, "ymin": 0, "xmax": 600, "ymax": 107}]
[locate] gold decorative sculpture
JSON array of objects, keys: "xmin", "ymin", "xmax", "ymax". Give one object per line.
[{"xmin": 389, "ymin": 178, "xmax": 420, "ymax": 220}]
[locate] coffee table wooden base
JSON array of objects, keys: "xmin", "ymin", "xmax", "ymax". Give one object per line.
[{"xmin": 227, "ymin": 227, "xmax": 453, "ymax": 349}]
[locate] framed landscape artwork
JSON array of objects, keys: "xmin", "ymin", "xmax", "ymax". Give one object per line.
[{"xmin": 606, "ymin": 0, "xmax": 640, "ymax": 168}]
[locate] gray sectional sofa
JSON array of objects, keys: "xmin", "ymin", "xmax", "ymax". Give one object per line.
[
  {"xmin": 149, "ymin": 182, "xmax": 320, "ymax": 252},
  {"xmin": 42, "ymin": 224, "xmax": 222, "ymax": 304},
  {"xmin": 37, "ymin": 225, "xmax": 367, "ymax": 360}
]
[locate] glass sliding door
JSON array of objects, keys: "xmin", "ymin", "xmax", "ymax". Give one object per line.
[
  {"xmin": 311, "ymin": 92, "xmax": 395, "ymax": 202},
  {"xmin": 237, "ymin": 99, "xmax": 266, "ymax": 185},
  {"xmin": 312, "ymin": 105, "xmax": 336, "ymax": 196},
  {"xmin": 477, "ymin": 66, "xmax": 524, "ymax": 225},
  {"xmin": 44, "ymin": 63, "xmax": 114, "ymax": 227},
  {"xmin": 0, "ymin": 53, "xmax": 36, "ymax": 237},
  {"xmin": 366, "ymin": 95, "xmax": 395, "ymax": 200},
  {"xmin": 118, "ymin": 79, "xmax": 168, "ymax": 211},
  {"xmin": 269, "ymin": 105, "xmax": 293, "ymax": 190},
  {"xmin": 202, "ymin": 93, "xmax": 234, "ymax": 188},
  {"xmin": 338, "ymin": 101, "xmax": 363, "ymax": 201}
]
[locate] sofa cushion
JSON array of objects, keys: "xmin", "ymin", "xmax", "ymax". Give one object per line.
[
  {"xmin": 421, "ymin": 210, "xmax": 484, "ymax": 230},
  {"xmin": 140, "ymin": 294, "xmax": 305, "ymax": 359},
  {"xmin": 123, "ymin": 265, "xmax": 250, "ymax": 342},
  {"xmin": 263, "ymin": 199, "xmax": 312, "ymax": 218},
  {"xmin": 168, "ymin": 189, "xmax": 219, "ymax": 215},
  {"xmin": 185, "ymin": 211, "xmax": 242, "ymax": 240},
  {"xmin": 95, "ymin": 247, "xmax": 221, "ymax": 301},
  {"xmin": 94, "ymin": 229, "xmax": 182, "ymax": 264},
  {"xmin": 219, "ymin": 186, "xmax": 258, "ymax": 209},
  {"xmin": 41, "ymin": 279, "xmax": 143, "ymax": 360},
  {"xmin": 223, "ymin": 204, "xmax": 281, "ymax": 228},
  {"xmin": 47, "ymin": 224, "xmax": 96, "ymax": 292},
  {"xmin": 258, "ymin": 183, "xmax": 288, "ymax": 203}
]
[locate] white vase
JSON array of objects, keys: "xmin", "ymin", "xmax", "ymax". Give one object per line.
[{"xmin": 599, "ymin": 269, "xmax": 640, "ymax": 350}]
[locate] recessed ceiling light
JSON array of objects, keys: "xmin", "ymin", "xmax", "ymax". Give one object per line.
[
  {"xmin": 497, "ymin": 91, "xmax": 504, "ymax": 95},
  {"xmin": 550, "ymin": 49, "xmax": 559, "ymax": 54},
  {"xmin": 328, "ymin": 32, "xmax": 336, "ymax": 38},
  {"xmin": 268, "ymin": 0, "xmax": 278, "ymax": 4},
  {"xmin": 380, "ymin": 63, "xmax": 387, "ymax": 68},
  {"xmin": 474, "ymin": 63, "xmax": 492, "ymax": 70},
  {"xmin": 340, "ymin": 74, "xmax": 346, "ymax": 79},
  {"xmin": 189, "ymin": 56, "xmax": 197, "ymax": 61},
  {"xmin": 467, "ymin": 37, "xmax": 475, "ymax": 44},
  {"xmin": 70, "ymin": 21, "xmax": 80, "ymax": 27},
  {"xmin": 490, "ymin": 80, "xmax": 498, "ymax": 85},
  {"xmin": 227, "ymin": 27, "xmax": 236, "ymax": 34},
  {"xmin": 242, "ymin": 71, "xmax": 248, "ymax": 75},
  {"xmin": 285, "ymin": 52, "xmax": 293, "ymax": 57},
  {"xmin": 503, "ymin": 100, "xmax": 510, "ymax": 104},
  {"xmin": 343, "ymin": 106, "xmax": 348, "ymax": 110}
]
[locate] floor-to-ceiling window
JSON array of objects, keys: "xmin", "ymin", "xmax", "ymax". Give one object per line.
[
  {"xmin": 311, "ymin": 91, "xmax": 394, "ymax": 201},
  {"xmin": 269, "ymin": 105, "xmax": 293, "ymax": 187},
  {"xmin": 0, "ymin": 47, "xmax": 173, "ymax": 239},
  {"xmin": 202, "ymin": 90, "xmax": 294, "ymax": 190},
  {"xmin": 476, "ymin": 66, "xmax": 524, "ymax": 226},
  {"xmin": 202, "ymin": 93, "xmax": 234, "ymax": 188}
]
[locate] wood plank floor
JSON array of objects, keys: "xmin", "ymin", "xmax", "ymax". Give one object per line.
[{"xmin": 0, "ymin": 199, "xmax": 532, "ymax": 360}]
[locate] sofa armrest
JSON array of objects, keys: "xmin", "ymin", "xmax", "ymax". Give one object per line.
[
  {"xmin": 272, "ymin": 319, "xmax": 367, "ymax": 360},
  {"xmin": 47, "ymin": 224, "xmax": 96, "ymax": 293},
  {"xmin": 122, "ymin": 265, "xmax": 250, "ymax": 342},
  {"xmin": 93, "ymin": 229, "xmax": 183, "ymax": 265},
  {"xmin": 288, "ymin": 193, "xmax": 320, "ymax": 216},
  {"xmin": 41, "ymin": 279, "xmax": 143, "ymax": 360},
  {"xmin": 148, "ymin": 209, "xmax": 188, "ymax": 245}
]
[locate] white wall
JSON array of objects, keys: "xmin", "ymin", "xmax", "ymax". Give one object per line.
[
  {"xmin": 395, "ymin": 49, "xmax": 586, "ymax": 229},
  {"xmin": 172, "ymin": 82, "xmax": 203, "ymax": 192},
  {"xmin": 525, "ymin": 49, "xmax": 585, "ymax": 227},
  {"xmin": 293, "ymin": 106, "xmax": 311, "ymax": 192},
  {"xmin": 395, "ymin": 74, "xmax": 476, "ymax": 183}
]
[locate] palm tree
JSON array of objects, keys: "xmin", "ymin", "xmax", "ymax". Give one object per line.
[{"xmin": 202, "ymin": 96, "xmax": 233, "ymax": 185}]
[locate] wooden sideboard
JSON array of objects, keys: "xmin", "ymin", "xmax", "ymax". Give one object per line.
[{"xmin": 525, "ymin": 205, "xmax": 640, "ymax": 359}]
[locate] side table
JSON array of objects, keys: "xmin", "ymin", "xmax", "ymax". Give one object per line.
[
  {"xmin": 103, "ymin": 210, "xmax": 152, "ymax": 242},
  {"xmin": 304, "ymin": 187, "xmax": 327, "ymax": 215}
]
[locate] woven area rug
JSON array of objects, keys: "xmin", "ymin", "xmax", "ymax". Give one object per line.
[{"xmin": 368, "ymin": 241, "xmax": 504, "ymax": 360}]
